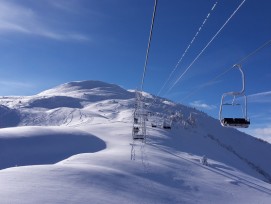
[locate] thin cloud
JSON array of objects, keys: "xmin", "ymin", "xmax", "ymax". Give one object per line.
[
  {"xmin": 189, "ymin": 100, "xmax": 216, "ymax": 110},
  {"xmin": 0, "ymin": 1, "xmax": 90, "ymax": 42},
  {"xmin": 248, "ymin": 126, "xmax": 271, "ymax": 143},
  {"xmin": 249, "ymin": 113, "xmax": 271, "ymax": 121},
  {"xmin": 254, "ymin": 127, "xmax": 271, "ymax": 136},
  {"xmin": 0, "ymin": 81, "xmax": 34, "ymax": 89},
  {"xmin": 0, "ymin": 80, "xmax": 35, "ymax": 96},
  {"xmin": 248, "ymin": 91, "xmax": 271, "ymax": 103},
  {"xmin": 49, "ymin": 0, "xmax": 77, "ymax": 12}
]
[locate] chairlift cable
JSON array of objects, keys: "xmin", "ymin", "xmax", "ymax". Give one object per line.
[
  {"xmin": 132, "ymin": 0, "xmax": 158, "ymax": 142},
  {"xmin": 147, "ymin": 1, "xmax": 219, "ymax": 111},
  {"xmin": 180, "ymin": 38, "xmax": 271, "ymax": 101},
  {"xmin": 157, "ymin": 1, "xmax": 219, "ymax": 96},
  {"xmin": 140, "ymin": 0, "xmax": 158, "ymax": 92},
  {"xmin": 237, "ymin": 39, "xmax": 271, "ymax": 64},
  {"xmin": 181, "ymin": 66, "xmax": 233, "ymax": 101},
  {"xmin": 167, "ymin": 0, "xmax": 247, "ymax": 93}
]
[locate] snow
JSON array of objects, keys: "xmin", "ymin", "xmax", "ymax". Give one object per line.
[
  {"xmin": 0, "ymin": 80, "xmax": 270, "ymax": 203},
  {"xmin": 162, "ymin": 100, "xmax": 175, "ymax": 106},
  {"xmin": 0, "ymin": 126, "xmax": 106, "ymax": 170}
]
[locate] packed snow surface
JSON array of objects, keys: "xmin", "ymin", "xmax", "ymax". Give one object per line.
[{"xmin": 0, "ymin": 80, "xmax": 270, "ymax": 204}]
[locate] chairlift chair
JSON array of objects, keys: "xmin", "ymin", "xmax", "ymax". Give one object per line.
[
  {"xmin": 163, "ymin": 125, "xmax": 171, "ymax": 129},
  {"xmin": 219, "ymin": 64, "xmax": 250, "ymax": 128},
  {"xmin": 132, "ymin": 126, "xmax": 144, "ymax": 140},
  {"xmin": 151, "ymin": 123, "xmax": 157, "ymax": 128},
  {"xmin": 162, "ymin": 120, "xmax": 171, "ymax": 129}
]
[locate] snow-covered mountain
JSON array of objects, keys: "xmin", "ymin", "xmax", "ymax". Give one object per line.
[{"xmin": 0, "ymin": 80, "xmax": 271, "ymax": 204}]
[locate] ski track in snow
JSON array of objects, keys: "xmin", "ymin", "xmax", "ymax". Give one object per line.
[{"xmin": 149, "ymin": 143, "xmax": 271, "ymax": 195}]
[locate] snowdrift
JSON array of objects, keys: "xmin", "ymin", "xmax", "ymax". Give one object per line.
[{"xmin": 0, "ymin": 126, "xmax": 106, "ymax": 170}]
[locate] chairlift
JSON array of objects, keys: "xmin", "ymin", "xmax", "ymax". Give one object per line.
[
  {"xmin": 162, "ymin": 120, "xmax": 171, "ymax": 129},
  {"xmin": 132, "ymin": 126, "xmax": 144, "ymax": 140},
  {"xmin": 219, "ymin": 64, "xmax": 250, "ymax": 128},
  {"xmin": 151, "ymin": 123, "xmax": 157, "ymax": 128}
]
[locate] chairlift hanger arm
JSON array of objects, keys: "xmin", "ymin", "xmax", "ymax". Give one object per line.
[
  {"xmin": 219, "ymin": 64, "xmax": 245, "ymax": 98},
  {"xmin": 233, "ymin": 64, "xmax": 245, "ymax": 95}
]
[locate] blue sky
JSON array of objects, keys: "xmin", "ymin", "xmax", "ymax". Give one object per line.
[{"xmin": 0, "ymin": 0, "xmax": 270, "ymax": 141}]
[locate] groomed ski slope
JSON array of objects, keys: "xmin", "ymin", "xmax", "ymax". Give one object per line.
[{"xmin": 0, "ymin": 80, "xmax": 270, "ymax": 203}]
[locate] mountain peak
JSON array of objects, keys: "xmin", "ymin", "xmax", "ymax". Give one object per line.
[{"xmin": 38, "ymin": 80, "xmax": 130, "ymax": 97}]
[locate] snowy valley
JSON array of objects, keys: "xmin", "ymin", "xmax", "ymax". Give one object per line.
[{"xmin": 0, "ymin": 80, "xmax": 271, "ymax": 204}]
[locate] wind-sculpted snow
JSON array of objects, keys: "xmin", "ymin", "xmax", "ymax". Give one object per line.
[
  {"xmin": 27, "ymin": 96, "xmax": 83, "ymax": 109},
  {"xmin": 0, "ymin": 105, "xmax": 20, "ymax": 128},
  {"xmin": 0, "ymin": 126, "xmax": 106, "ymax": 170},
  {"xmin": 51, "ymin": 80, "xmax": 124, "ymax": 92}
]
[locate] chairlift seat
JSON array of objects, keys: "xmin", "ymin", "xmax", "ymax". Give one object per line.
[
  {"xmin": 133, "ymin": 134, "xmax": 144, "ymax": 140},
  {"xmin": 221, "ymin": 118, "xmax": 250, "ymax": 128}
]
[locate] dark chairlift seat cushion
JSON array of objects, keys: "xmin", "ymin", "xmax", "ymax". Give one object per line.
[
  {"xmin": 222, "ymin": 118, "xmax": 250, "ymax": 125},
  {"xmin": 133, "ymin": 135, "xmax": 144, "ymax": 140}
]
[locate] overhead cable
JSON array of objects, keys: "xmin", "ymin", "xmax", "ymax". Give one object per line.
[
  {"xmin": 140, "ymin": 0, "xmax": 158, "ymax": 92},
  {"xmin": 237, "ymin": 39, "xmax": 271, "ymax": 64},
  {"xmin": 181, "ymin": 38, "xmax": 271, "ymax": 101},
  {"xmin": 157, "ymin": 1, "xmax": 219, "ymax": 96},
  {"xmin": 167, "ymin": 0, "xmax": 247, "ymax": 93}
]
